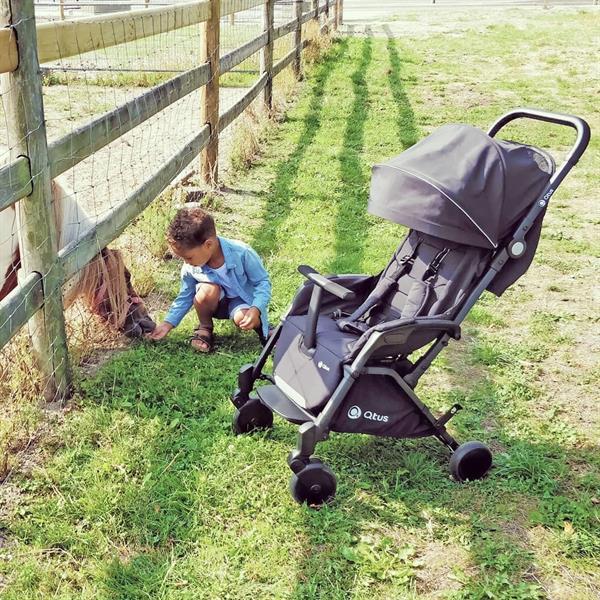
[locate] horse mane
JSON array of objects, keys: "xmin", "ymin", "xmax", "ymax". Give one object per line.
[
  {"xmin": 1, "ymin": 179, "xmax": 133, "ymax": 329},
  {"xmin": 51, "ymin": 179, "xmax": 130, "ymax": 329},
  {"xmin": 0, "ymin": 246, "xmax": 19, "ymax": 300},
  {"xmin": 77, "ymin": 249, "xmax": 130, "ymax": 329}
]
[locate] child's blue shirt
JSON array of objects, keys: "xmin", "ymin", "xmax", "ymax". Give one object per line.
[{"xmin": 164, "ymin": 236, "xmax": 271, "ymax": 337}]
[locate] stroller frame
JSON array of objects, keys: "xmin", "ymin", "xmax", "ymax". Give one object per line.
[{"xmin": 230, "ymin": 109, "xmax": 590, "ymax": 505}]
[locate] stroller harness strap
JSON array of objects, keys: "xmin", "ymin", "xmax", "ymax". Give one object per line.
[
  {"xmin": 400, "ymin": 247, "xmax": 450, "ymax": 320},
  {"xmin": 337, "ymin": 238, "xmax": 422, "ymax": 334}
]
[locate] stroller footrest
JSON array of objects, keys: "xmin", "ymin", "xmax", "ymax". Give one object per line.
[{"xmin": 256, "ymin": 385, "xmax": 315, "ymax": 425}]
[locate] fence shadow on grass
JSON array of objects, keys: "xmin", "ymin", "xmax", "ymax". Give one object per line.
[
  {"xmin": 250, "ymin": 37, "xmax": 350, "ymax": 259},
  {"xmin": 326, "ymin": 35, "xmax": 373, "ymax": 274},
  {"xmin": 327, "ymin": 27, "xmax": 419, "ymax": 275},
  {"xmin": 383, "ymin": 24, "xmax": 420, "ymax": 152}
]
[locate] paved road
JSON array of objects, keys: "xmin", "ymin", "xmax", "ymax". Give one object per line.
[{"xmin": 342, "ymin": 0, "xmax": 596, "ymax": 26}]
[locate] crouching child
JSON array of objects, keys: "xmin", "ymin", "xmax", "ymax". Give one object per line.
[{"xmin": 148, "ymin": 207, "xmax": 271, "ymax": 352}]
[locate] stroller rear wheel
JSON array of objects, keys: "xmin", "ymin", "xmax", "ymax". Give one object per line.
[
  {"xmin": 289, "ymin": 460, "xmax": 337, "ymax": 506},
  {"xmin": 450, "ymin": 441, "xmax": 492, "ymax": 482},
  {"xmin": 232, "ymin": 397, "xmax": 273, "ymax": 434}
]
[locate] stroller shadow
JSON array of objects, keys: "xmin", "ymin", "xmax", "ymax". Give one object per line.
[{"xmin": 288, "ymin": 321, "xmax": 598, "ymax": 596}]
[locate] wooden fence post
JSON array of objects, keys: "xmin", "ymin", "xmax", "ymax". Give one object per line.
[
  {"xmin": 260, "ymin": 0, "xmax": 274, "ymax": 111},
  {"xmin": 324, "ymin": 0, "xmax": 329, "ymax": 32},
  {"xmin": 339, "ymin": 0, "xmax": 343, "ymax": 25},
  {"xmin": 0, "ymin": 0, "xmax": 71, "ymax": 401},
  {"xmin": 334, "ymin": 0, "xmax": 339, "ymax": 30},
  {"xmin": 311, "ymin": 0, "xmax": 318, "ymax": 24},
  {"xmin": 200, "ymin": 0, "xmax": 220, "ymax": 185},
  {"xmin": 292, "ymin": 0, "xmax": 302, "ymax": 79},
  {"xmin": 59, "ymin": 0, "xmax": 65, "ymax": 20}
]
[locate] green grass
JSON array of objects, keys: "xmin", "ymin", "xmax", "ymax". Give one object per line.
[{"xmin": 1, "ymin": 7, "xmax": 599, "ymax": 599}]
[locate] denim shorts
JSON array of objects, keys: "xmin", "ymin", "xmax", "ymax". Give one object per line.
[
  {"xmin": 214, "ymin": 296, "xmax": 251, "ymax": 320},
  {"xmin": 195, "ymin": 282, "xmax": 250, "ymax": 320}
]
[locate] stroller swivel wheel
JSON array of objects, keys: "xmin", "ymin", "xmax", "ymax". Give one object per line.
[
  {"xmin": 231, "ymin": 387, "xmax": 249, "ymax": 408},
  {"xmin": 232, "ymin": 398, "xmax": 273, "ymax": 435},
  {"xmin": 450, "ymin": 441, "xmax": 492, "ymax": 482},
  {"xmin": 289, "ymin": 462, "xmax": 337, "ymax": 506}
]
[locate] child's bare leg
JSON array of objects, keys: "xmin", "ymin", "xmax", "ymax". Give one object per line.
[{"xmin": 192, "ymin": 283, "xmax": 220, "ymax": 351}]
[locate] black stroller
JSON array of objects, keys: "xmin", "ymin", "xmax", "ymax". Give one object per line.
[{"xmin": 230, "ymin": 109, "xmax": 590, "ymax": 505}]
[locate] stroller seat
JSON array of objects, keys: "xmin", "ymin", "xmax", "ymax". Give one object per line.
[
  {"xmin": 273, "ymin": 314, "xmax": 361, "ymax": 412},
  {"xmin": 273, "ymin": 230, "xmax": 489, "ymax": 411}
]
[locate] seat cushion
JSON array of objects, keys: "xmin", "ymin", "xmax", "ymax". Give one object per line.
[{"xmin": 273, "ymin": 315, "xmax": 359, "ymax": 411}]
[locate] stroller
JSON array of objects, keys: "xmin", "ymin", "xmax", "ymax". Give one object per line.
[{"xmin": 230, "ymin": 108, "xmax": 590, "ymax": 505}]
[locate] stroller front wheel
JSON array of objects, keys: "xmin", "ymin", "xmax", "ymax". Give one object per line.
[
  {"xmin": 450, "ymin": 441, "xmax": 492, "ymax": 482},
  {"xmin": 289, "ymin": 461, "xmax": 337, "ymax": 506},
  {"xmin": 232, "ymin": 397, "xmax": 273, "ymax": 434}
]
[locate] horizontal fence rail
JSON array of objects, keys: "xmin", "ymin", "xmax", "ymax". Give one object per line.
[
  {"xmin": 0, "ymin": 0, "xmax": 340, "ymax": 395},
  {"xmin": 0, "ymin": 158, "xmax": 33, "ymax": 212},
  {"xmin": 0, "ymin": 272, "xmax": 44, "ymax": 349},
  {"xmin": 0, "ymin": 27, "xmax": 18, "ymax": 73},
  {"xmin": 48, "ymin": 63, "xmax": 211, "ymax": 178},
  {"xmin": 59, "ymin": 125, "xmax": 211, "ymax": 279},
  {"xmin": 36, "ymin": 1, "xmax": 212, "ymax": 64}
]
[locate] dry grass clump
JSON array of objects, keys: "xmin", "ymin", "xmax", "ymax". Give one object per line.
[
  {"xmin": 273, "ymin": 67, "xmax": 298, "ymax": 115},
  {"xmin": 0, "ymin": 334, "xmax": 50, "ymax": 481},
  {"xmin": 303, "ymin": 19, "xmax": 333, "ymax": 65},
  {"xmin": 229, "ymin": 103, "xmax": 273, "ymax": 173}
]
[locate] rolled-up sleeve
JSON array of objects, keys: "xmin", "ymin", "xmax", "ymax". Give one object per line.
[
  {"xmin": 242, "ymin": 247, "xmax": 271, "ymax": 319},
  {"xmin": 164, "ymin": 269, "xmax": 197, "ymax": 327}
]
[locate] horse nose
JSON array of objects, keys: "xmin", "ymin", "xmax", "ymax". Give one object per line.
[
  {"xmin": 123, "ymin": 323, "xmax": 143, "ymax": 339},
  {"xmin": 139, "ymin": 315, "xmax": 156, "ymax": 334}
]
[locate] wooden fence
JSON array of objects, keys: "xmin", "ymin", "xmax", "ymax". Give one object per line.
[{"xmin": 0, "ymin": 0, "xmax": 342, "ymax": 399}]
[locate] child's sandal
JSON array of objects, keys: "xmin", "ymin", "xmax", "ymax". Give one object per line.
[{"xmin": 190, "ymin": 326, "xmax": 214, "ymax": 353}]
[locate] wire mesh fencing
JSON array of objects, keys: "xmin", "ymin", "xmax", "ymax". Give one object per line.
[{"xmin": 0, "ymin": 0, "xmax": 338, "ymax": 476}]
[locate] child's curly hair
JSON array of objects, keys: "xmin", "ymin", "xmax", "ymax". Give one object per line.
[{"xmin": 167, "ymin": 207, "xmax": 216, "ymax": 249}]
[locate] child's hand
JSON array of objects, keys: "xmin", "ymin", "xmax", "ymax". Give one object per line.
[
  {"xmin": 238, "ymin": 307, "xmax": 261, "ymax": 331},
  {"xmin": 147, "ymin": 321, "xmax": 174, "ymax": 340}
]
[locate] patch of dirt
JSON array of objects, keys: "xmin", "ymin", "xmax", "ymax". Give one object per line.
[
  {"xmin": 528, "ymin": 525, "xmax": 600, "ymax": 600},
  {"xmin": 415, "ymin": 540, "xmax": 475, "ymax": 598}
]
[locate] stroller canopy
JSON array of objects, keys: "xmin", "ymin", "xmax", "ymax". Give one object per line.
[{"xmin": 368, "ymin": 124, "xmax": 554, "ymax": 250}]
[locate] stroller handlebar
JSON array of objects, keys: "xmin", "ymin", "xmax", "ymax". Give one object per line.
[{"xmin": 487, "ymin": 107, "xmax": 591, "ymax": 167}]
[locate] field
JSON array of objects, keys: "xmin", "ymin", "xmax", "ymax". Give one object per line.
[{"xmin": 0, "ymin": 6, "xmax": 598, "ymax": 599}]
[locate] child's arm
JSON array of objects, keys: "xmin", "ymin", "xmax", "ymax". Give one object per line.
[
  {"xmin": 147, "ymin": 270, "xmax": 197, "ymax": 339},
  {"xmin": 242, "ymin": 247, "xmax": 272, "ymax": 325}
]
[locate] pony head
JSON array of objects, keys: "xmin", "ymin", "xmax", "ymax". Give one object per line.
[
  {"xmin": 79, "ymin": 248, "xmax": 155, "ymax": 338},
  {"xmin": 1, "ymin": 178, "xmax": 156, "ymax": 338}
]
